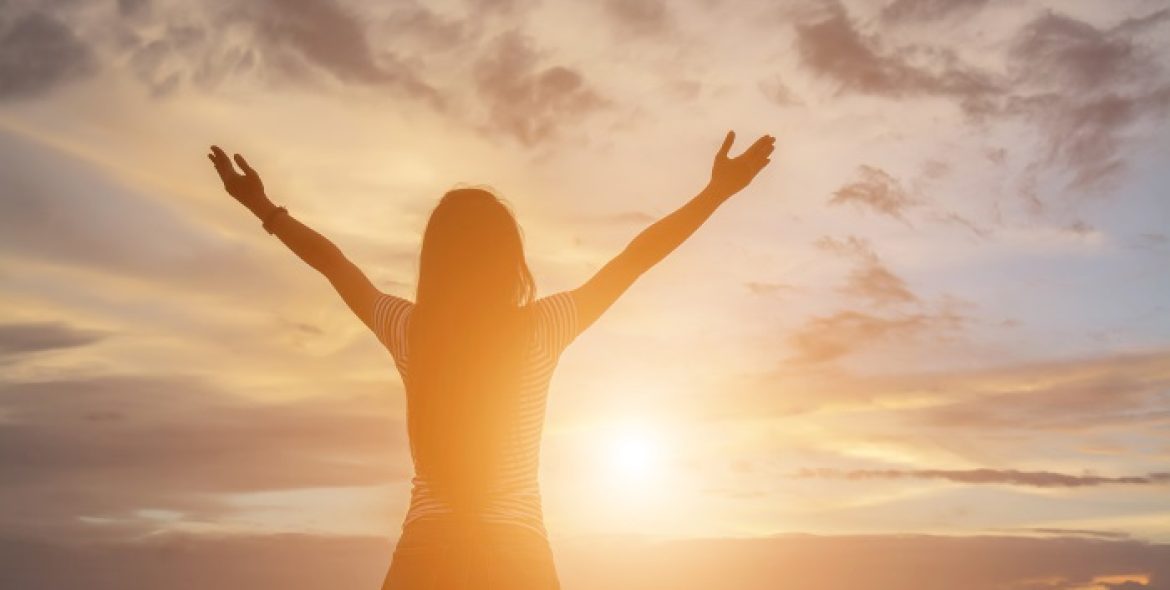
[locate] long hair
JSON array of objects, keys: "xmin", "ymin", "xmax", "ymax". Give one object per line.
[{"xmin": 406, "ymin": 187, "xmax": 536, "ymax": 514}]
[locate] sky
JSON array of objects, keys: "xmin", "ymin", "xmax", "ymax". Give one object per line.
[{"xmin": 1, "ymin": 0, "xmax": 1169, "ymax": 588}]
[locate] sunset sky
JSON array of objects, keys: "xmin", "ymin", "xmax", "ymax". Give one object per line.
[{"xmin": 1, "ymin": 0, "xmax": 1168, "ymax": 588}]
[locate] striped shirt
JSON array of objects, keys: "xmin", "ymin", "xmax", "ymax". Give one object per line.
[{"xmin": 371, "ymin": 291, "xmax": 581, "ymax": 538}]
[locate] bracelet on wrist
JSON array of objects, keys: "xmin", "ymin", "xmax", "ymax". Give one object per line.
[{"xmin": 261, "ymin": 206, "xmax": 288, "ymax": 234}]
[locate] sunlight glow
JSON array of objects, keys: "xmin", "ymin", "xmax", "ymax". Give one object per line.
[{"xmin": 599, "ymin": 423, "xmax": 667, "ymax": 495}]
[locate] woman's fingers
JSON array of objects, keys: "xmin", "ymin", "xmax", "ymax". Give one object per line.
[
  {"xmin": 209, "ymin": 145, "xmax": 236, "ymax": 175},
  {"xmin": 746, "ymin": 136, "xmax": 774, "ymax": 163},
  {"xmin": 233, "ymin": 153, "xmax": 255, "ymax": 177},
  {"xmin": 717, "ymin": 130, "xmax": 735, "ymax": 160}
]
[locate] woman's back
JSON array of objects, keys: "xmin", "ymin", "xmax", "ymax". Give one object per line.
[
  {"xmin": 207, "ymin": 131, "xmax": 774, "ymax": 590},
  {"xmin": 373, "ymin": 291, "xmax": 582, "ymax": 538}
]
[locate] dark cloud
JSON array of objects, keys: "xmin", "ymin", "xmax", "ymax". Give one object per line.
[
  {"xmin": 1113, "ymin": 8, "xmax": 1170, "ymax": 37},
  {"xmin": 1006, "ymin": 89, "xmax": 1170, "ymax": 195},
  {"xmin": 795, "ymin": 4, "xmax": 1170, "ymax": 194},
  {"xmin": 117, "ymin": 0, "xmax": 149, "ymax": 18},
  {"xmin": 1, "ymin": 530, "xmax": 1169, "ymax": 590},
  {"xmin": 1011, "ymin": 12, "xmax": 1146, "ymax": 90},
  {"xmin": 880, "ymin": 0, "xmax": 992, "ymax": 23},
  {"xmin": 601, "ymin": 0, "xmax": 673, "ymax": 36},
  {"xmin": 472, "ymin": 31, "xmax": 609, "ymax": 145},
  {"xmin": 235, "ymin": 0, "xmax": 438, "ymax": 102},
  {"xmin": 792, "ymin": 4, "xmax": 999, "ymax": 110},
  {"xmin": 377, "ymin": 3, "xmax": 471, "ymax": 52},
  {"xmin": 101, "ymin": 0, "xmax": 445, "ymax": 101},
  {"xmin": 0, "ymin": 10, "xmax": 93, "ymax": 99},
  {"xmin": 1004, "ymin": 11, "xmax": 1170, "ymax": 191},
  {"xmin": 795, "ymin": 467, "xmax": 1170, "ymax": 488},
  {"xmin": 0, "ymin": 321, "xmax": 107, "ymax": 359},
  {"xmin": 0, "ymin": 373, "xmax": 407, "ymax": 533},
  {"xmin": 1017, "ymin": 528, "xmax": 1132, "ymax": 540},
  {"xmin": 829, "ymin": 165, "xmax": 917, "ymax": 220},
  {"xmin": 816, "ymin": 236, "xmax": 918, "ymax": 307}
]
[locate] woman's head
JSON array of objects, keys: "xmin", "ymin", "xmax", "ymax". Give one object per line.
[
  {"xmin": 416, "ymin": 187, "xmax": 534, "ymax": 309},
  {"xmin": 406, "ymin": 187, "xmax": 537, "ymax": 513}
]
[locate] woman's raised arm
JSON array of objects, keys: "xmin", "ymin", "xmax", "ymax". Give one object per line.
[
  {"xmin": 206, "ymin": 145, "xmax": 386, "ymax": 331},
  {"xmin": 570, "ymin": 131, "xmax": 775, "ymax": 332}
]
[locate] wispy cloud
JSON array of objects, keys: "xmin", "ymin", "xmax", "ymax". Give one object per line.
[
  {"xmin": 795, "ymin": 467, "xmax": 1170, "ymax": 488},
  {"xmin": 787, "ymin": 307, "xmax": 964, "ymax": 365},
  {"xmin": 0, "ymin": 322, "xmax": 107, "ymax": 361},
  {"xmin": 816, "ymin": 236, "xmax": 918, "ymax": 306},
  {"xmin": 829, "ymin": 165, "xmax": 917, "ymax": 221}
]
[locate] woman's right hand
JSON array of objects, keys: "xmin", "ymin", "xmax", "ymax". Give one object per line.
[
  {"xmin": 708, "ymin": 131, "xmax": 775, "ymax": 197},
  {"xmin": 207, "ymin": 145, "xmax": 271, "ymax": 215}
]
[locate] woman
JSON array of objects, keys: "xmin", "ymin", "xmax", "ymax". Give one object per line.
[{"xmin": 207, "ymin": 130, "xmax": 774, "ymax": 589}]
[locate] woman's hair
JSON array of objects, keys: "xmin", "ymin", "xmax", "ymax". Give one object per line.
[{"xmin": 406, "ymin": 187, "xmax": 536, "ymax": 513}]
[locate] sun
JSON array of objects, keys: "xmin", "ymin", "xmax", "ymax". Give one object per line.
[{"xmin": 599, "ymin": 424, "xmax": 666, "ymax": 493}]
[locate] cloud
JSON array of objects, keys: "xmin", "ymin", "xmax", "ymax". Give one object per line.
[
  {"xmin": 601, "ymin": 0, "xmax": 673, "ymax": 36},
  {"xmin": 0, "ymin": 531, "xmax": 391, "ymax": 590},
  {"xmin": 472, "ymin": 31, "xmax": 609, "ymax": 145},
  {"xmin": 234, "ymin": 0, "xmax": 438, "ymax": 100},
  {"xmin": 829, "ymin": 165, "xmax": 917, "ymax": 220},
  {"xmin": 1017, "ymin": 528, "xmax": 1132, "ymax": 540},
  {"xmin": 815, "ymin": 236, "xmax": 918, "ymax": 307},
  {"xmin": 113, "ymin": 0, "xmax": 442, "ymax": 102},
  {"xmin": 795, "ymin": 467, "xmax": 1170, "ymax": 488},
  {"xmin": 0, "ymin": 321, "xmax": 107, "ymax": 360},
  {"xmin": 787, "ymin": 307, "xmax": 963, "ymax": 364},
  {"xmin": 732, "ymin": 348, "xmax": 1170, "ymax": 430},
  {"xmin": 4, "ymin": 531, "xmax": 1168, "ymax": 590},
  {"xmin": 1005, "ymin": 11, "xmax": 1170, "ymax": 191},
  {"xmin": 759, "ymin": 75, "xmax": 801, "ymax": 106},
  {"xmin": 913, "ymin": 351, "xmax": 1170, "ymax": 431},
  {"xmin": 880, "ymin": 0, "xmax": 992, "ymax": 23},
  {"xmin": 782, "ymin": 235, "xmax": 970, "ymax": 365},
  {"xmin": 794, "ymin": 3, "xmax": 1170, "ymax": 194},
  {"xmin": 792, "ymin": 3, "xmax": 999, "ymax": 111},
  {"xmin": 0, "ymin": 373, "xmax": 408, "ymax": 532},
  {"xmin": 926, "ymin": 210, "xmax": 991, "ymax": 237},
  {"xmin": 0, "ymin": 128, "xmax": 282, "ymax": 294},
  {"xmin": 0, "ymin": 9, "xmax": 94, "ymax": 99}
]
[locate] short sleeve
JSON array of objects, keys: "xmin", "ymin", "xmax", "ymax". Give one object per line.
[
  {"xmin": 531, "ymin": 291, "xmax": 581, "ymax": 357},
  {"xmin": 371, "ymin": 292, "xmax": 413, "ymax": 362}
]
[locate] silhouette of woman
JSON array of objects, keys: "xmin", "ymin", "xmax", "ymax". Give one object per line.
[{"xmin": 207, "ymin": 131, "xmax": 774, "ymax": 589}]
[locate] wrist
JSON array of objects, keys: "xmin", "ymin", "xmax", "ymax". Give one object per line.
[
  {"xmin": 260, "ymin": 204, "xmax": 289, "ymax": 235},
  {"xmin": 700, "ymin": 183, "xmax": 733, "ymax": 204},
  {"xmin": 249, "ymin": 197, "xmax": 277, "ymax": 219}
]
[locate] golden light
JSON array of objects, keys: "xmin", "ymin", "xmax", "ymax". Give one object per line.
[{"xmin": 597, "ymin": 423, "xmax": 667, "ymax": 495}]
